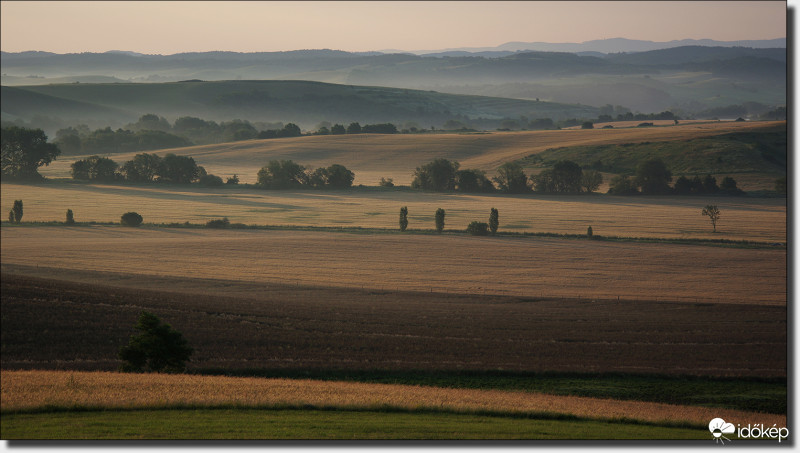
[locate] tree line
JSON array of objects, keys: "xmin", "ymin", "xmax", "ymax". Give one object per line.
[
  {"xmin": 53, "ymin": 114, "xmax": 405, "ymax": 156},
  {"xmin": 411, "ymin": 158, "xmax": 602, "ymax": 194},
  {"xmin": 1, "ymin": 126, "xmax": 774, "ymax": 196},
  {"xmin": 607, "ymin": 158, "xmax": 745, "ymax": 196},
  {"xmin": 69, "ymin": 152, "xmax": 233, "ymax": 187}
]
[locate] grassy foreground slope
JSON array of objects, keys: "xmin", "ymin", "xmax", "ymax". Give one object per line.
[
  {"xmin": 37, "ymin": 120, "xmax": 786, "ymax": 187},
  {"xmin": 0, "ymin": 409, "xmax": 709, "ymax": 440}
]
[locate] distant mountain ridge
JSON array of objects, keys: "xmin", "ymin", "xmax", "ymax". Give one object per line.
[{"xmin": 393, "ymin": 37, "xmax": 787, "ymax": 55}]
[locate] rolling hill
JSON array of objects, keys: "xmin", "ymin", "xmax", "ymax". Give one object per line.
[
  {"xmin": 1, "ymin": 45, "xmax": 785, "ymax": 116},
  {"xmin": 1, "ymin": 80, "xmax": 598, "ymax": 132}
]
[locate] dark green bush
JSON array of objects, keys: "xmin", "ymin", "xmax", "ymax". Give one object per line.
[
  {"xmin": 120, "ymin": 212, "xmax": 143, "ymax": 227},
  {"xmin": 199, "ymin": 174, "xmax": 224, "ymax": 187},
  {"xmin": 205, "ymin": 217, "xmax": 230, "ymax": 228},
  {"xmin": 466, "ymin": 221, "xmax": 489, "ymax": 236}
]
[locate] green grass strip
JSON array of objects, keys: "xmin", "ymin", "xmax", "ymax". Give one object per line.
[
  {"xmin": 0, "ymin": 408, "xmax": 710, "ymax": 440},
  {"xmin": 1, "ymin": 404, "xmax": 709, "ymax": 440}
]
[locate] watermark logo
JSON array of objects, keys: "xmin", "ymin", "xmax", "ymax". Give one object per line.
[
  {"xmin": 708, "ymin": 418, "xmax": 735, "ymax": 444},
  {"xmin": 708, "ymin": 418, "xmax": 789, "ymax": 444}
]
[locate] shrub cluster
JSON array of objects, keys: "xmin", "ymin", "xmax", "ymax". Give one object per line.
[
  {"xmin": 120, "ymin": 212, "xmax": 143, "ymax": 227},
  {"xmin": 466, "ymin": 221, "xmax": 489, "ymax": 236},
  {"xmin": 257, "ymin": 160, "xmax": 354, "ymax": 190},
  {"xmin": 205, "ymin": 217, "xmax": 230, "ymax": 229}
]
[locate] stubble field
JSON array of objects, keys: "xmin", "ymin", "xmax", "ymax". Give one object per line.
[
  {"xmin": 0, "ymin": 183, "xmax": 786, "ymax": 243},
  {"xmin": 0, "ymin": 226, "xmax": 786, "ymax": 303}
]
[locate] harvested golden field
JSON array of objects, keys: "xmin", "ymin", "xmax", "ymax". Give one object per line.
[
  {"xmin": 38, "ymin": 120, "xmax": 785, "ymax": 185},
  {"xmin": 0, "ymin": 370, "xmax": 785, "ymax": 428},
  {"xmin": 0, "ymin": 183, "xmax": 786, "ymax": 242},
  {"xmin": 0, "ymin": 226, "xmax": 785, "ymax": 304}
]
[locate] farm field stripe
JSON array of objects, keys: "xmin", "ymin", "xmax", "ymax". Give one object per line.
[
  {"xmin": 1, "ymin": 182, "xmax": 786, "ymax": 244},
  {"xmin": 1, "ymin": 370, "xmax": 786, "ymax": 428},
  {"xmin": 1, "ymin": 226, "xmax": 786, "ymax": 304},
  {"xmin": 1, "ymin": 220, "xmax": 786, "ymax": 249}
]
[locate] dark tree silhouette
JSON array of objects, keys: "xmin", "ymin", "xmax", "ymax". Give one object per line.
[
  {"xmin": 493, "ymin": 162, "xmax": 529, "ymax": 193},
  {"xmin": 489, "ymin": 208, "xmax": 499, "ymax": 235},
  {"xmin": 119, "ymin": 311, "xmax": 193, "ymax": 373},
  {"xmin": 1, "ymin": 126, "xmax": 61, "ymax": 180},
  {"xmin": 121, "ymin": 212, "xmax": 143, "ymax": 227},
  {"xmin": 11, "ymin": 200, "xmax": 22, "ymax": 223},
  {"xmin": 456, "ymin": 169, "xmax": 495, "ymax": 193},
  {"xmin": 346, "ymin": 122, "xmax": 362, "ymax": 134},
  {"xmin": 702, "ymin": 205, "xmax": 721, "ymax": 233},
  {"xmin": 412, "ymin": 159, "xmax": 459, "ymax": 192},
  {"xmin": 257, "ymin": 160, "xmax": 306, "ymax": 189},
  {"xmin": 435, "ymin": 208, "xmax": 445, "ymax": 233},
  {"xmin": 635, "ymin": 158, "xmax": 672, "ymax": 194},
  {"xmin": 399, "ymin": 206, "xmax": 408, "ymax": 232},
  {"xmin": 467, "ymin": 221, "xmax": 489, "ymax": 236},
  {"xmin": 71, "ymin": 155, "xmax": 119, "ymax": 182}
]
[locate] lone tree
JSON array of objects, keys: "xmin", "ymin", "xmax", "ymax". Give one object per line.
[
  {"xmin": 435, "ymin": 208, "xmax": 445, "ymax": 233},
  {"xmin": 489, "ymin": 208, "xmax": 499, "ymax": 234},
  {"xmin": 1, "ymin": 126, "xmax": 61, "ymax": 180},
  {"xmin": 119, "ymin": 311, "xmax": 193, "ymax": 373},
  {"xmin": 702, "ymin": 205, "xmax": 721, "ymax": 233},
  {"xmin": 65, "ymin": 209, "xmax": 75, "ymax": 225},
  {"xmin": 399, "ymin": 206, "xmax": 408, "ymax": 232},
  {"xmin": 11, "ymin": 200, "xmax": 23, "ymax": 223}
]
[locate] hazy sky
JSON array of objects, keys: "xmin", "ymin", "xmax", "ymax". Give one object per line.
[{"xmin": 0, "ymin": 1, "xmax": 787, "ymax": 54}]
